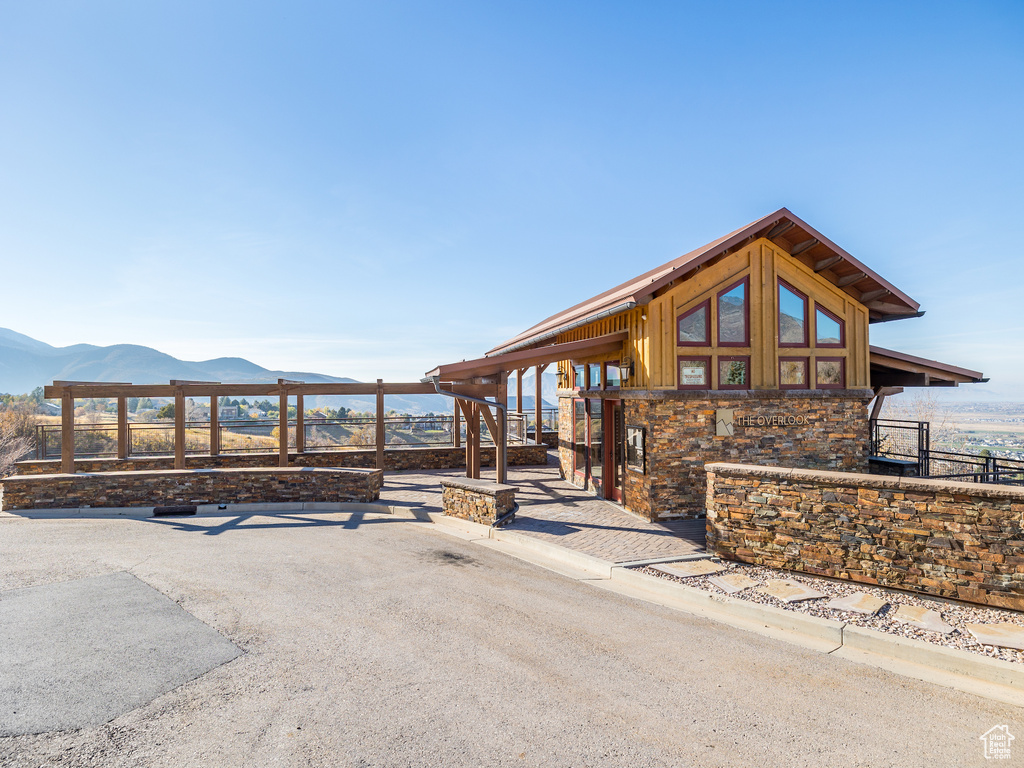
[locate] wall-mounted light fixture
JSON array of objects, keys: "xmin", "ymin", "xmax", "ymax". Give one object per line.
[{"xmin": 617, "ymin": 359, "xmax": 635, "ymax": 382}]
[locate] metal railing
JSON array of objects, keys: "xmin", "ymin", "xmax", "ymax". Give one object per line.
[
  {"xmin": 869, "ymin": 418, "xmax": 1024, "ymax": 486},
  {"xmin": 34, "ymin": 413, "xmax": 533, "ymax": 460},
  {"xmin": 869, "ymin": 418, "xmax": 930, "ymax": 475}
]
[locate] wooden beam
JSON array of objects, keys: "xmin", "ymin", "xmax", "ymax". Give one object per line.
[
  {"xmin": 296, "ymin": 394, "xmax": 304, "ymax": 454},
  {"xmin": 61, "ymin": 391, "xmax": 74, "ymax": 474},
  {"xmin": 427, "ymin": 332, "xmax": 628, "ymax": 381},
  {"xmin": 116, "ymin": 396, "xmax": 128, "ymax": 460},
  {"xmin": 174, "ymin": 388, "xmax": 185, "ymax": 470},
  {"xmin": 836, "ymin": 271, "xmax": 867, "ymax": 287},
  {"xmin": 860, "ymin": 288, "xmax": 892, "ymax": 303},
  {"xmin": 479, "ymin": 402, "xmax": 500, "ymax": 445},
  {"xmin": 278, "ymin": 387, "xmax": 288, "ymax": 467},
  {"xmin": 43, "ymin": 380, "xmax": 494, "ymax": 400},
  {"xmin": 869, "ymin": 393, "xmax": 887, "ymax": 421},
  {"xmin": 516, "ymin": 368, "xmax": 525, "ymax": 414},
  {"xmin": 871, "ymin": 372, "xmax": 929, "ymax": 388},
  {"xmin": 812, "ymin": 253, "xmax": 841, "ymax": 270},
  {"xmin": 210, "ymin": 395, "xmax": 220, "ymax": 456},
  {"xmin": 766, "ymin": 220, "xmax": 795, "ymax": 239},
  {"xmin": 375, "ymin": 379, "xmax": 385, "ymax": 470}
]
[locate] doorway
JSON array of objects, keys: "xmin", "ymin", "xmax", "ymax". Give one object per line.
[{"xmin": 604, "ymin": 399, "xmax": 624, "ymax": 502}]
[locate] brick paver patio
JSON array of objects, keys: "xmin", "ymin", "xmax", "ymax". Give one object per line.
[{"xmin": 379, "ymin": 451, "xmax": 706, "ymax": 564}]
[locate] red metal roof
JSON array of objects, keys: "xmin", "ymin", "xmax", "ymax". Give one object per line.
[{"xmin": 488, "ymin": 208, "xmax": 921, "ymax": 356}]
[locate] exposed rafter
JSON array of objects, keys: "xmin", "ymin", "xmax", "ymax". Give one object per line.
[
  {"xmin": 837, "ymin": 271, "xmax": 867, "ymax": 287},
  {"xmin": 813, "ymin": 254, "xmax": 841, "ymax": 271}
]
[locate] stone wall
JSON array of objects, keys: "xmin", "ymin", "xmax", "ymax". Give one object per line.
[
  {"xmin": 558, "ymin": 389, "xmax": 872, "ymax": 522},
  {"xmin": 706, "ymin": 462, "xmax": 1024, "ymax": 611},
  {"xmin": 14, "ymin": 443, "xmax": 548, "ymax": 476},
  {"xmin": 0, "ymin": 466, "xmax": 383, "ymax": 511},
  {"xmin": 440, "ymin": 478, "xmax": 516, "ymax": 526}
]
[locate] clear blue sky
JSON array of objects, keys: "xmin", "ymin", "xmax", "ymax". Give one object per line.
[{"xmin": 2, "ymin": 1, "xmax": 1022, "ymax": 398}]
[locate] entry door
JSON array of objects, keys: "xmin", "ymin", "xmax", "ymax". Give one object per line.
[{"xmin": 604, "ymin": 399, "xmax": 624, "ymax": 502}]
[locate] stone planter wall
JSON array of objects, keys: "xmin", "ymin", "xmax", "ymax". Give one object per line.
[
  {"xmin": 13, "ymin": 443, "xmax": 548, "ymax": 476},
  {"xmin": 0, "ymin": 466, "xmax": 383, "ymax": 511},
  {"xmin": 705, "ymin": 462, "xmax": 1024, "ymax": 611},
  {"xmin": 440, "ymin": 478, "xmax": 516, "ymax": 526}
]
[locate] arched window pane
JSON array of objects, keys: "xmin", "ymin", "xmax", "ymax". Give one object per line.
[{"xmin": 779, "ymin": 283, "xmax": 806, "ymax": 345}]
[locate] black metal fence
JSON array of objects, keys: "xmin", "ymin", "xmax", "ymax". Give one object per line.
[
  {"xmin": 869, "ymin": 418, "xmax": 1024, "ymax": 487},
  {"xmin": 869, "ymin": 419, "xmax": 930, "ymax": 475}
]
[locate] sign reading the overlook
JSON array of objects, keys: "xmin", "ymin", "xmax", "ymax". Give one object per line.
[{"xmin": 715, "ymin": 409, "xmax": 811, "ymax": 437}]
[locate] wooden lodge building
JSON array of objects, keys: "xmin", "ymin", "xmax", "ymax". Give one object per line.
[{"xmin": 427, "ymin": 208, "xmax": 985, "ymax": 521}]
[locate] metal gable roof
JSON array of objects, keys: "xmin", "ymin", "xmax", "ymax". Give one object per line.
[{"xmin": 488, "ymin": 208, "xmax": 921, "ymax": 356}]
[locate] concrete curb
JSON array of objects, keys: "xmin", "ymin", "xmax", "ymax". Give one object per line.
[
  {"xmin": 609, "ymin": 566, "xmax": 845, "ymax": 649},
  {"xmin": 412, "ymin": 510, "xmax": 1024, "ymax": 707},
  {"xmin": 491, "ymin": 529, "xmax": 613, "ymax": 578}
]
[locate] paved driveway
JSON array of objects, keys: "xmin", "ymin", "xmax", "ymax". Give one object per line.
[{"xmin": 0, "ymin": 510, "xmax": 1017, "ymax": 767}]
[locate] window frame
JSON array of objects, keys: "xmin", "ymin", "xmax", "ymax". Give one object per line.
[
  {"xmin": 717, "ymin": 355, "xmax": 751, "ymax": 391},
  {"xmin": 777, "ymin": 279, "xmax": 809, "ymax": 348},
  {"xmin": 716, "ymin": 276, "xmax": 750, "ymax": 347},
  {"xmin": 815, "ymin": 356, "xmax": 846, "ymax": 389},
  {"xmin": 814, "ymin": 305, "xmax": 846, "ymax": 348},
  {"xmin": 604, "ymin": 360, "xmax": 621, "ymax": 390},
  {"xmin": 676, "ymin": 299, "xmax": 711, "ymax": 347},
  {"xmin": 676, "ymin": 355, "xmax": 712, "ymax": 390},
  {"xmin": 778, "ymin": 356, "xmax": 810, "ymax": 390},
  {"xmin": 572, "ymin": 363, "xmax": 585, "ymax": 391}
]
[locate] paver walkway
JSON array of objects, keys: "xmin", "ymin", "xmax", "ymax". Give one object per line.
[{"xmin": 379, "ymin": 451, "xmax": 706, "ymax": 563}]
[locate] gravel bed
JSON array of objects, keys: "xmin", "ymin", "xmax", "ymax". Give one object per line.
[{"xmin": 637, "ymin": 561, "xmax": 1024, "ymax": 664}]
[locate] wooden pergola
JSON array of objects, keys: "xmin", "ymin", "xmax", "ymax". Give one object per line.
[
  {"xmin": 44, "ymin": 379, "xmax": 498, "ymax": 477},
  {"xmin": 426, "ymin": 331, "xmax": 628, "ymax": 476}
]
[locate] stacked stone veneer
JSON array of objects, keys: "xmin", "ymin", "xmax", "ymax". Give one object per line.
[
  {"xmin": 440, "ymin": 478, "xmax": 516, "ymax": 525},
  {"xmin": 13, "ymin": 443, "xmax": 547, "ymax": 476},
  {"xmin": 706, "ymin": 462, "xmax": 1024, "ymax": 611},
  {"xmin": 558, "ymin": 389, "xmax": 871, "ymax": 522},
  {"xmin": 0, "ymin": 466, "xmax": 383, "ymax": 511}
]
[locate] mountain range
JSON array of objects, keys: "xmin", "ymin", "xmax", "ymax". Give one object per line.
[{"xmin": 0, "ymin": 328, "xmax": 558, "ymax": 414}]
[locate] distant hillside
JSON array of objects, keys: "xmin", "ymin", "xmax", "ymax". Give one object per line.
[{"xmin": 0, "ymin": 328, "xmax": 449, "ymax": 414}]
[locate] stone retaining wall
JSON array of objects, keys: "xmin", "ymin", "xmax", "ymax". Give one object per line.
[
  {"xmin": 0, "ymin": 466, "xmax": 383, "ymax": 511},
  {"xmin": 705, "ymin": 462, "xmax": 1024, "ymax": 610},
  {"xmin": 558, "ymin": 389, "xmax": 871, "ymax": 522},
  {"xmin": 14, "ymin": 443, "xmax": 548, "ymax": 476},
  {"xmin": 440, "ymin": 478, "xmax": 516, "ymax": 526}
]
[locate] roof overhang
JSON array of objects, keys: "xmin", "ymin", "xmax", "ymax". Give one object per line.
[
  {"xmin": 870, "ymin": 346, "xmax": 986, "ymax": 388},
  {"xmin": 489, "ymin": 207, "xmax": 922, "ymax": 356},
  {"xmin": 426, "ymin": 332, "xmax": 628, "ymax": 383}
]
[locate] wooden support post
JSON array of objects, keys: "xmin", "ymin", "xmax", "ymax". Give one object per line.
[
  {"xmin": 296, "ymin": 394, "xmax": 305, "ymax": 454},
  {"xmin": 61, "ymin": 391, "xmax": 75, "ymax": 474},
  {"xmin": 376, "ymin": 379, "xmax": 385, "ymax": 470},
  {"xmin": 210, "ymin": 395, "xmax": 220, "ymax": 456},
  {"xmin": 516, "ymin": 368, "xmax": 525, "ymax": 415},
  {"xmin": 471, "ymin": 403, "xmax": 482, "ymax": 480},
  {"xmin": 535, "ymin": 363, "xmax": 548, "ymax": 446},
  {"xmin": 117, "ymin": 395, "xmax": 128, "ymax": 460},
  {"xmin": 453, "ymin": 398, "xmax": 461, "ymax": 448},
  {"xmin": 278, "ymin": 387, "xmax": 289, "ymax": 467},
  {"xmin": 174, "ymin": 388, "xmax": 185, "ymax": 469}
]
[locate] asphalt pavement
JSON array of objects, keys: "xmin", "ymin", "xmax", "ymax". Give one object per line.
[{"xmin": 0, "ymin": 508, "xmax": 1017, "ymax": 767}]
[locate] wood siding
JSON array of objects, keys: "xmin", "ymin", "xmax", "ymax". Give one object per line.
[{"xmin": 556, "ymin": 238, "xmax": 870, "ymax": 390}]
